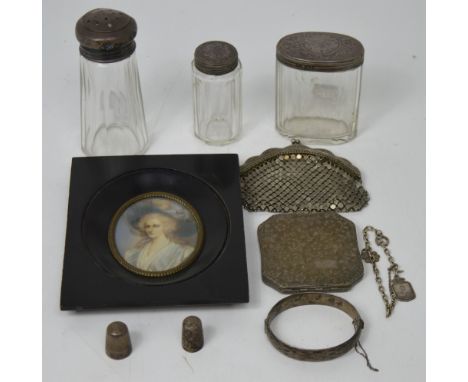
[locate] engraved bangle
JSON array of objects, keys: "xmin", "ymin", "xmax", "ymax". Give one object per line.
[{"xmin": 264, "ymin": 293, "xmax": 364, "ymax": 362}]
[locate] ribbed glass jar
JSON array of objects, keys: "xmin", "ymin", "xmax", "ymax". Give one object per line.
[
  {"xmin": 192, "ymin": 41, "xmax": 242, "ymax": 145},
  {"xmin": 76, "ymin": 8, "xmax": 148, "ymax": 156},
  {"xmin": 276, "ymin": 32, "xmax": 364, "ymax": 144},
  {"xmin": 80, "ymin": 54, "xmax": 148, "ymax": 155}
]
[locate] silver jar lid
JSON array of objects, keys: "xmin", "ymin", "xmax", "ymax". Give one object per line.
[
  {"xmin": 76, "ymin": 8, "xmax": 137, "ymax": 63},
  {"xmin": 194, "ymin": 41, "xmax": 239, "ymax": 75},
  {"xmin": 276, "ymin": 32, "xmax": 364, "ymax": 72}
]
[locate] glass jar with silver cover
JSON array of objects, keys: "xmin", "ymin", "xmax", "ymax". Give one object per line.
[
  {"xmin": 276, "ymin": 32, "xmax": 364, "ymax": 144},
  {"xmin": 192, "ymin": 41, "xmax": 242, "ymax": 145},
  {"xmin": 76, "ymin": 8, "xmax": 148, "ymax": 156}
]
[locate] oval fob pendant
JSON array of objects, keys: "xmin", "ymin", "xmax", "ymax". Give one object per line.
[{"xmin": 392, "ymin": 276, "xmax": 416, "ymax": 301}]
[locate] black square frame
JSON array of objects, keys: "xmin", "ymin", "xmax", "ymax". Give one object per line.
[{"xmin": 60, "ymin": 154, "xmax": 249, "ymax": 310}]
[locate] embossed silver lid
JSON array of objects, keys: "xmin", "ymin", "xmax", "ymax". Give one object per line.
[
  {"xmin": 194, "ymin": 41, "xmax": 239, "ymax": 75},
  {"xmin": 276, "ymin": 32, "xmax": 364, "ymax": 72}
]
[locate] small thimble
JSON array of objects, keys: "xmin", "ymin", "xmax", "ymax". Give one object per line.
[
  {"xmin": 105, "ymin": 321, "xmax": 132, "ymax": 359},
  {"xmin": 182, "ymin": 316, "xmax": 204, "ymax": 352}
]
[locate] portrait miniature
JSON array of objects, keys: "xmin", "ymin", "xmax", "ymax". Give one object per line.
[{"xmin": 108, "ymin": 192, "xmax": 203, "ymax": 277}]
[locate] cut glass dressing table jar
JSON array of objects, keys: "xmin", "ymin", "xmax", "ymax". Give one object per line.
[
  {"xmin": 192, "ymin": 41, "xmax": 242, "ymax": 145},
  {"xmin": 276, "ymin": 32, "xmax": 364, "ymax": 144},
  {"xmin": 76, "ymin": 8, "xmax": 148, "ymax": 156}
]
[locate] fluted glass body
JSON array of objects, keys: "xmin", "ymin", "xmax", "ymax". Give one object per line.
[
  {"xmin": 80, "ymin": 54, "xmax": 148, "ymax": 155},
  {"xmin": 192, "ymin": 62, "xmax": 242, "ymax": 145},
  {"xmin": 276, "ymin": 61, "xmax": 362, "ymax": 144}
]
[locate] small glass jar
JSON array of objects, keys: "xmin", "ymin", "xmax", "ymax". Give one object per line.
[
  {"xmin": 192, "ymin": 41, "xmax": 242, "ymax": 145},
  {"xmin": 76, "ymin": 9, "xmax": 148, "ymax": 156},
  {"xmin": 276, "ymin": 32, "xmax": 364, "ymax": 144}
]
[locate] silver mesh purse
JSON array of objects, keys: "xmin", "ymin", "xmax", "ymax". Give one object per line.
[{"xmin": 239, "ymin": 141, "xmax": 369, "ymax": 213}]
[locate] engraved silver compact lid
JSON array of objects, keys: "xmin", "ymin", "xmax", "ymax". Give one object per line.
[{"xmin": 258, "ymin": 212, "xmax": 364, "ymax": 293}]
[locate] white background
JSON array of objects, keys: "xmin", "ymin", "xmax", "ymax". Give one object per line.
[{"xmin": 43, "ymin": 1, "xmax": 425, "ymax": 381}]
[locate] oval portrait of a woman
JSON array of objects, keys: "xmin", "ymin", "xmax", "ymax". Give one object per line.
[{"xmin": 108, "ymin": 192, "xmax": 203, "ymax": 277}]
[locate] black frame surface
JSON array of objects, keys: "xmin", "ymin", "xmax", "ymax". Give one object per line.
[{"xmin": 60, "ymin": 154, "xmax": 249, "ymax": 310}]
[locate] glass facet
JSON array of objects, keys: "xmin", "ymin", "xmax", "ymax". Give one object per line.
[
  {"xmin": 192, "ymin": 62, "xmax": 242, "ymax": 145},
  {"xmin": 276, "ymin": 61, "xmax": 362, "ymax": 144},
  {"xmin": 80, "ymin": 54, "xmax": 148, "ymax": 155}
]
